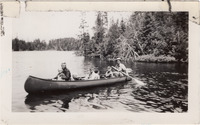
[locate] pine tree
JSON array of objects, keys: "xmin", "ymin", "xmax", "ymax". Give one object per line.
[{"xmin": 120, "ymin": 19, "xmax": 126, "ymax": 35}]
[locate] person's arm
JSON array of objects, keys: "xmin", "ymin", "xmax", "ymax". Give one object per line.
[
  {"xmin": 54, "ymin": 73, "xmax": 60, "ymax": 79},
  {"xmin": 88, "ymin": 74, "xmax": 94, "ymax": 80},
  {"xmin": 105, "ymin": 71, "xmax": 109, "ymax": 77},
  {"xmin": 60, "ymin": 70, "xmax": 69, "ymax": 81},
  {"xmin": 117, "ymin": 64, "xmax": 123, "ymax": 72},
  {"xmin": 53, "ymin": 76, "xmax": 58, "ymax": 79},
  {"xmin": 121, "ymin": 64, "xmax": 128, "ymax": 74},
  {"xmin": 115, "ymin": 65, "xmax": 120, "ymax": 71},
  {"xmin": 88, "ymin": 72, "xmax": 94, "ymax": 79}
]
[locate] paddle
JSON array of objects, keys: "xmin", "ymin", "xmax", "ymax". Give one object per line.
[
  {"xmin": 126, "ymin": 68, "xmax": 133, "ymax": 73},
  {"xmin": 111, "ymin": 66, "xmax": 145, "ymax": 86}
]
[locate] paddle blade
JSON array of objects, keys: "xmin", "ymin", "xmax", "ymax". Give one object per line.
[
  {"xmin": 126, "ymin": 68, "xmax": 133, "ymax": 73},
  {"xmin": 133, "ymin": 78, "xmax": 145, "ymax": 86}
]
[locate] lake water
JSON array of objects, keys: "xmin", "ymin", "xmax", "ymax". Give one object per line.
[{"xmin": 12, "ymin": 51, "xmax": 188, "ymax": 112}]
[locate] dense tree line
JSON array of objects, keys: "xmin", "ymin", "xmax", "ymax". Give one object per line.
[
  {"xmin": 13, "ymin": 12, "xmax": 188, "ymax": 63},
  {"xmin": 80, "ymin": 12, "xmax": 188, "ymax": 62},
  {"xmin": 12, "ymin": 37, "xmax": 81, "ymax": 51}
]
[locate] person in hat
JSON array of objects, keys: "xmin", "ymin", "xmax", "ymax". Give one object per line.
[
  {"xmin": 54, "ymin": 62, "xmax": 71, "ymax": 81},
  {"xmin": 114, "ymin": 58, "xmax": 128, "ymax": 77}
]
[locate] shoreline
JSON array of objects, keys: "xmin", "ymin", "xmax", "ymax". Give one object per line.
[
  {"xmin": 86, "ymin": 55, "xmax": 188, "ymax": 64},
  {"xmin": 12, "ymin": 50, "xmax": 188, "ymax": 64}
]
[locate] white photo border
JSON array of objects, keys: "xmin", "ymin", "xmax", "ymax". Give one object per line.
[{"xmin": 0, "ymin": 1, "xmax": 199, "ymax": 124}]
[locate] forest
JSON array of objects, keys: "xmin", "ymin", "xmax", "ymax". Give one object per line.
[
  {"xmin": 12, "ymin": 12, "xmax": 188, "ymax": 63},
  {"xmin": 12, "ymin": 37, "xmax": 81, "ymax": 51}
]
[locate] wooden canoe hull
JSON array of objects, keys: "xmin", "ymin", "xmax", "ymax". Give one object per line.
[{"xmin": 24, "ymin": 76, "xmax": 132, "ymax": 94}]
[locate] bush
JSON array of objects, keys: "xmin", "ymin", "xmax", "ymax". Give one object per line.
[{"xmin": 135, "ymin": 54, "xmax": 176, "ymax": 63}]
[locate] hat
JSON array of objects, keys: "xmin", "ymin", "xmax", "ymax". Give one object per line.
[{"xmin": 116, "ymin": 58, "xmax": 121, "ymax": 61}]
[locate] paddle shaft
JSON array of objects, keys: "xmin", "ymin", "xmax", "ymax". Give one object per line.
[{"xmin": 111, "ymin": 66, "xmax": 145, "ymax": 85}]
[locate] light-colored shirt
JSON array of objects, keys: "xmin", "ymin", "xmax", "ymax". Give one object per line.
[
  {"xmin": 87, "ymin": 72, "xmax": 94, "ymax": 79},
  {"xmin": 89, "ymin": 73, "xmax": 100, "ymax": 80},
  {"xmin": 105, "ymin": 71, "xmax": 114, "ymax": 78},
  {"xmin": 117, "ymin": 63, "xmax": 127, "ymax": 74}
]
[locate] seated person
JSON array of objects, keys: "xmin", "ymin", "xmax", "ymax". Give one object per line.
[
  {"xmin": 53, "ymin": 62, "xmax": 71, "ymax": 81},
  {"xmin": 87, "ymin": 68, "xmax": 94, "ymax": 80},
  {"xmin": 88, "ymin": 69, "xmax": 100, "ymax": 80},
  {"xmin": 82, "ymin": 68, "xmax": 94, "ymax": 80},
  {"xmin": 61, "ymin": 62, "xmax": 71, "ymax": 81},
  {"xmin": 113, "ymin": 58, "xmax": 128, "ymax": 77},
  {"xmin": 105, "ymin": 66, "xmax": 114, "ymax": 78}
]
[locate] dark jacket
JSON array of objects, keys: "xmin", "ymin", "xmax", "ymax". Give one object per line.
[{"xmin": 62, "ymin": 68, "xmax": 71, "ymax": 81}]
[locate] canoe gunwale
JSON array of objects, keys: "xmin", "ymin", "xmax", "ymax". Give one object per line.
[{"xmin": 28, "ymin": 75, "xmax": 131, "ymax": 83}]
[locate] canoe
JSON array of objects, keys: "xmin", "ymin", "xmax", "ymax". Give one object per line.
[{"xmin": 24, "ymin": 75, "xmax": 132, "ymax": 94}]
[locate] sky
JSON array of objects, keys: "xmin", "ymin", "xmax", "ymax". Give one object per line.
[{"xmin": 12, "ymin": 3, "xmax": 132, "ymax": 42}]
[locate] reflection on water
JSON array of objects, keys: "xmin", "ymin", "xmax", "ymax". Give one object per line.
[
  {"xmin": 24, "ymin": 83, "xmax": 130, "ymax": 112},
  {"xmin": 12, "ymin": 51, "xmax": 188, "ymax": 112}
]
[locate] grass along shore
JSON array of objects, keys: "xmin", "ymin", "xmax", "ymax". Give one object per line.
[{"xmin": 104, "ymin": 54, "xmax": 188, "ymax": 63}]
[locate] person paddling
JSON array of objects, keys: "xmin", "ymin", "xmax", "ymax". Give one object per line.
[
  {"xmin": 113, "ymin": 58, "xmax": 128, "ymax": 77},
  {"xmin": 54, "ymin": 62, "xmax": 71, "ymax": 81}
]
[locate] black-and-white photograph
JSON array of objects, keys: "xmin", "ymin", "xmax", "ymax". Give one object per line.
[{"xmin": 12, "ymin": 4, "xmax": 188, "ymax": 113}]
